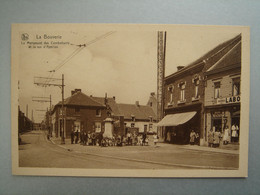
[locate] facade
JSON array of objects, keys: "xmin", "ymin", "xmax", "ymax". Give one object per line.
[
  {"xmin": 51, "ymin": 89, "xmax": 107, "ymax": 138},
  {"xmin": 91, "ymin": 95, "xmax": 157, "ymax": 135},
  {"xmin": 158, "ymin": 34, "xmax": 241, "ymax": 145},
  {"xmin": 204, "ymin": 39, "xmax": 241, "ymax": 144}
]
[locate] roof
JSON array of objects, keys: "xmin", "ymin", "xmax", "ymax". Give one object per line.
[
  {"xmin": 56, "ymin": 91, "xmax": 105, "ymax": 108},
  {"xmin": 90, "ymin": 97, "xmax": 121, "ymax": 115},
  {"xmin": 116, "ymin": 103, "xmax": 156, "ymax": 120},
  {"xmin": 205, "ymin": 41, "xmax": 241, "ymax": 75},
  {"xmin": 165, "ymin": 34, "xmax": 241, "ymax": 80},
  {"xmin": 91, "ymin": 96, "xmax": 156, "ymax": 120}
]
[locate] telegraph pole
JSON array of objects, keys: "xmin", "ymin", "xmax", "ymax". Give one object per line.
[{"xmin": 34, "ymin": 74, "xmax": 65, "ymax": 144}]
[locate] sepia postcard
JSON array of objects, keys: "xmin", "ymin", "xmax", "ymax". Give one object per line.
[{"xmin": 11, "ymin": 23, "xmax": 250, "ymax": 177}]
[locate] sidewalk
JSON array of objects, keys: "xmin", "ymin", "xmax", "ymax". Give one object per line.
[{"xmin": 50, "ymin": 137, "xmax": 239, "ymax": 155}]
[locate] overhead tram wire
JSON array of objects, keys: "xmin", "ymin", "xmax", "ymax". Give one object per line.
[
  {"xmin": 53, "ymin": 31, "xmax": 115, "ymax": 72},
  {"xmin": 43, "ymin": 31, "xmax": 116, "ymax": 86}
]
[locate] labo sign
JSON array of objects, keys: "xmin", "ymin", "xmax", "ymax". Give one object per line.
[
  {"xmin": 226, "ymin": 95, "xmax": 240, "ymax": 104},
  {"xmin": 217, "ymin": 95, "xmax": 240, "ymax": 104}
]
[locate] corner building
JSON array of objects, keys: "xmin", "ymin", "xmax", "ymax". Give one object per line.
[
  {"xmin": 204, "ymin": 37, "xmax": 241, "ymax": 144},
  {"xmin": 158, "ymin": 34, "xmax": 241, "ymax": 146}
]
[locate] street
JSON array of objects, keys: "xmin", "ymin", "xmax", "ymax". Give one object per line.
[{"xmin": 19, "ymin": 131, "xmax": 239, "ymax": 169}]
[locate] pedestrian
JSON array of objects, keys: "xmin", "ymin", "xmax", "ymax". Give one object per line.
[
  {"xmin": 91, "ymin": 132, "xmax": 96, "ymax": 146},
  {"xmin": 142, "ymin": 133, "xmax": 147, "ymax": 146},
  {"xmin": 75, "ymin": 129, "xmax": 79, "ymax": 144},
  {"xmin": 127, "ymin": 131, "xmax": 131, "ymax": 145},
  {"xmin": 153, "ymin": 133, "xmax": 159, "ymax": 146},
  {"xmin": 213, "ymin": 129, "xmax": 221, "ymax": 147},
  {"xmin": 223, "ymin": 125, "xmax": 230, "ymax": 145},
  {"xmin": 70, "ymin": 129, "xmax": 74, "ymax": 144},
  {"xmin": 195, "ymin": 132, "xmax": 200, "ymax": 145},
  {"xmin": 87, "ymin": 131, "xmax": 91, "ymax": 145},
  {"xmin": 189, "ymin": 130, "xmax": 196, "ymax": 145},
  {"xmin": 231, "ymin": 124, "xmax": 237, "ymax": 142},
  {"xmin": 208, "ymin": 128, "xmax": 214, "ymax": 147},
  {"xmin": 83, "ymin": 131, "xmax": 87, "ymax": 145}
]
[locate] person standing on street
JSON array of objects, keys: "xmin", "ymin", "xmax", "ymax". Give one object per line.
[
  {"xmin": 153, "ymin": 133, "xmax": 159, "ymax": 146},
  {"xmin": 213, "ymin": 129, "xmax": 221, "ymax": 147},
  {"xmin": 189, "ymin": 130, "xmax": 196, "ymax": 145},
  {"xmin": 70, "ymin": 128, "xmax": 74, "ymax": 144},
  {"xmin": 223, "ymin": 125, "xmax": 230, "ymax": 145},
  {"xmin": 208, "ymin": 128, "xmax": 214, "ymax": 147}
]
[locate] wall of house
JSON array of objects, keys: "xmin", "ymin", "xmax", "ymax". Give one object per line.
[
  {"xmin": 205, "ymin": 68, "xmax": 241, "ymax": 107},
  {"xmin": 52, "ymin": 106, "xmax": 107, "ymax": 138},
  {"xmin": 164, "ymin": 71, "xmax": 204, "ymax": 109},
  {"xmin": 125, "ymin": 120, "xmax": 156, "ymax": 133},
  {"xmin": 204, "ymin": 69, "xmax": 241, "ymax": 144}
]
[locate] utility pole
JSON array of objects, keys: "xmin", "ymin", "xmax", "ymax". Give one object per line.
[
  {"xmin": 157, "ymin": 31, "xmax": 167, "ymax": 138},
  {"xmin": 34, "ymin": 74, "xmax": 65, "ymax": 144}
]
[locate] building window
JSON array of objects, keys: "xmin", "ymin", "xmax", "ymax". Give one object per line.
[
  {"xmin": 75, "ymin": 107, "xmax": 80, "ymax": 113},
  {"xmin": 214, "ymin": 82, "xmax": 221, "ymax": 99},
  {"xmin": 180, "ymin": 83, "xmax": 185, "ymax": 101},
  {"xmin": 95, "ymin": 122, "xmax": 101, "ymax": 132},
  {"xmin": 232, "ymin": 78, "xmax": 240, "ymax": 96},
  {"xmin": 96, "ymin": 109, "xmax": 101, "ymax": 117},
  {"xmin": 150, "ymin": 102, "xmax": 152, "ymax": 107},
  {"xmin": 149, "ymin": 124, "xmax": 153, "ymax": 131},
  {"xmin": 168, "ymin": 85, "xmax": 174, "ymax": 105},
  {"xmin": 131, "ymin": 116, "xmax": 135, "ymax": 122},
  {"xmin": 194, "ymin": 79, "xmax": 199, "ymax": 99},
  {"xmin": 144, "ymin": 125, "xmax": 147, "ymax": 131},
  {"xmin": 131, "ymin": 123, "xmax": 135, "ymax": 128}
]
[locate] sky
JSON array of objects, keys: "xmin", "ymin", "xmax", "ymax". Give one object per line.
[{"xmin": 16, "ymin": 24, "xmax": 240, "ymax": 123}]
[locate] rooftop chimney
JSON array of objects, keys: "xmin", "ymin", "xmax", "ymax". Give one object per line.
[
  {"xmin": 113, "ymin": 96, "xmax": 116, "ymax": 100},
  {"xmin": 135, "ymin": 101, "xmax": 140, "ymax": 107},
  {"xmin": 177, "ymin": 66, "xmax": 185, "ymax": 71}
]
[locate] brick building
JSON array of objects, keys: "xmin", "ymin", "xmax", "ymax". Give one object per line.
[
  {"xmin": 204, "ymin": 38, "xmax": 241, "ymax": 144},
  {"xmin": 157, "ymin": 34, "xmax": 241, "ymax": 145},
  {"xmin": 51, "ymin": 89, "xmax": 107, "ymax": 138}
]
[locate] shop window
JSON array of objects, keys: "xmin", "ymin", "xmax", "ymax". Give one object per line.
[
  {"xmin": 95, "ymin": 122, "xmax": 101, "ymax": 132},
  {"xmin": 232, "ymin": 78, "xmax": 240, "ymax": 96},
  {"xmin": 214, "ymin": 82, "xmax": 221, "ymax": 99},
  {"xmin": 96, "ymin": 109, "xmax": 101, "ymax": 117}
]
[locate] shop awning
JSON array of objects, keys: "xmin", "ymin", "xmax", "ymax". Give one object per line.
[{"xmin": 157, "ymin": 111, "xmax": 197, "ymax": 127}]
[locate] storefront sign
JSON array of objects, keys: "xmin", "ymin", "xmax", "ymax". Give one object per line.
[
  {"xmin": 225, "ymin": 95, "xmax": 240, "ymax": 104},
  {"xmin": 217, "ymin": 95, "xmax": 240, "ymax": 105}
]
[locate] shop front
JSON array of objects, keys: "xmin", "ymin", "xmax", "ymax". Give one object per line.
[
  {"xmin": 157, "ymin": 108, "xmax": 201, "ymax": 145},
  {"xmin": 205, "ymin": 103, "xmax": 240, "ymax": 144}
]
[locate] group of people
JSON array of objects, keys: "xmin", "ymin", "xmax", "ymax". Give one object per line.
[
  {"xmin": 70, "ymin": 130, "xmax": 102, "ymax": 146},
  {"xmin": 70, "ymin": 130, "xmax": 159, "ymax": 147},
  {"xmin": 189, "ymin": 130, "xmax": 200, "ymax": 145},
  {"xmin": 208, "ymin": 124, "xmax": 239, "ymax": 148}
]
